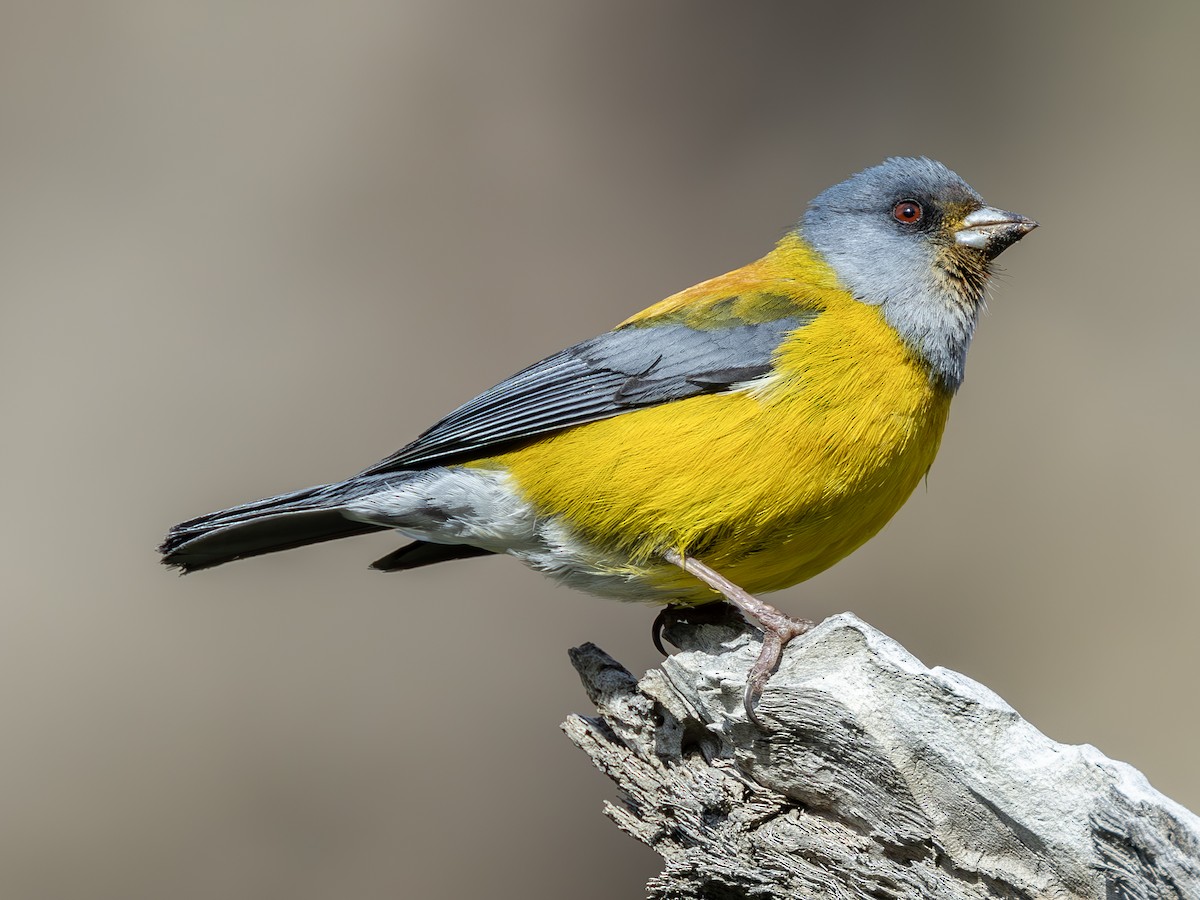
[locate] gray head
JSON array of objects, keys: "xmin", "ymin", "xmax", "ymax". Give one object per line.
[{"xmin": 801, "ymin": 157, "xmax": 1036, "ymax": 391}]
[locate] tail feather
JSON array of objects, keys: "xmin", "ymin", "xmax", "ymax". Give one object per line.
[{"xmin": 160, "ymin": 476, "xmax": 397, "ymax": 573}]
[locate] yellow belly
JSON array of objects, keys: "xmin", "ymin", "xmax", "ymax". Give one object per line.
[{"xmin": 487, "ymin": 297, "xmax": 952, "ymax": 602}]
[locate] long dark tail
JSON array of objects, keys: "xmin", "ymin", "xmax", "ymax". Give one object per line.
[{"xmin": 159, "ymin": 476, "xmax": 396, "ymax": 573}]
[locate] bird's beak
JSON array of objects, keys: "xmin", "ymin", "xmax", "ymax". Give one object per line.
[{"xmin": 954, "ymin": 206, "xmax": 1039, "ymax": 258}]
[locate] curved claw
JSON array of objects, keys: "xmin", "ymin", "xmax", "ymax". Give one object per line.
[
  {"xmin": 651, "ymin": 606, "xmax": 674, "ymax": 657},
  {"xmin": 651, "ymin": 601, "xmax": 741, "ymax": 657},
  {"xmin": 743, "ymin": 680, "xmax": 764, "ymax": 729}
]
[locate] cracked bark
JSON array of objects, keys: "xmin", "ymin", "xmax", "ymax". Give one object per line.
[{"xmin": 562, "ymin": 611, "xmax": 1200, "ymax": 899}]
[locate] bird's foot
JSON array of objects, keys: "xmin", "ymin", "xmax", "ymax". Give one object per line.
[
  {"xmin": 651, "ymin": 601, "xmax": 741, "ymax": 656},
  {"xmin": 663, "ymin": 549, "xmax": 813, "ymax": 727},
  {"xmin": 742, "ymin": 608, "xmax": 812, "ymax": 727}
]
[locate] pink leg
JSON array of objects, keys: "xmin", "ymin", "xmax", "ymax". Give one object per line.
[{"xmin": 663, "ymin": 549, "xmax": 813, "ymax": 726}]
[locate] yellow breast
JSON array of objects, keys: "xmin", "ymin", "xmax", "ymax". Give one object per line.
[{"xmin": 487, "ymin": 266, "xmax": 952, "ymax": 603}]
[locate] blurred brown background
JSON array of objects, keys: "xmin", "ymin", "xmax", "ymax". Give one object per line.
[{"xmin": 2, "ymin": 2, "xmax": 1198, "ymax": 898}]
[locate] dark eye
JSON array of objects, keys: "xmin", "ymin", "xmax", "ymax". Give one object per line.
[{"xmin": 893, "ymin": 200, "xmax": 922, "ymax": 225}]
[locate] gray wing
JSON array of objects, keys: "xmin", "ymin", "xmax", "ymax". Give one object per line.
[{"xmin": 360, "ymin": 314, "xmax": 817, "ymax": 473}]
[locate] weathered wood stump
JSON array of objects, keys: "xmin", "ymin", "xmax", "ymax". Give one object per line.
[{"xmin": 563, "ymin": 611, "xmax": 1200, "ymax": 899}]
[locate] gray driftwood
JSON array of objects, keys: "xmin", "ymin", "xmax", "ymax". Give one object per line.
[{"xmin": 562, "ymin": 612, "xmax": 1200, "ymax": 899}]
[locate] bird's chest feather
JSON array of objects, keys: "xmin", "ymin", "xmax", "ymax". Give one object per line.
[{"xmin": 495, "ymin": 301, "xmax": 951, "ymax": 598}]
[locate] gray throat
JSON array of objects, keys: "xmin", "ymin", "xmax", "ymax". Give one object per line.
[{"xmin": 872, "ymin": 282, "xmax": 979, "ymax": 393}]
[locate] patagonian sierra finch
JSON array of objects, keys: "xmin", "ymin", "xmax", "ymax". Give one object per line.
[{"xmin": 160, "ymin": 157, "xmax": 1037, "ymax": 723}]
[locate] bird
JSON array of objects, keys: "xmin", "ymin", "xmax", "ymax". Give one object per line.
[{"xmin": 160, "ymin": 157, "xmax": 1036, "ymax": 724}]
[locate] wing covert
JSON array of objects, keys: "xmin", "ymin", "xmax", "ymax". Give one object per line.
[{"xmin": 359, "ymin": 311, "xmax": 818, "ymax": 473}]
